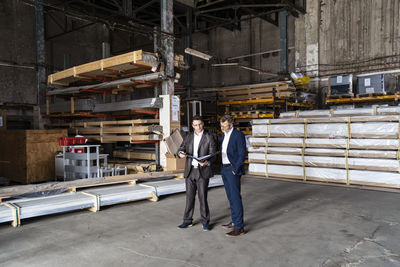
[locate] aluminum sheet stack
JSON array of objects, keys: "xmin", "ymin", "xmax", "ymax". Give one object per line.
[
  {"xmin": 0, "ymin": 176, "xmax": 223, "ymax": 227},
  {"xmin": 248, "ymin": 109, "xmax": 400, "ymax": 189}
]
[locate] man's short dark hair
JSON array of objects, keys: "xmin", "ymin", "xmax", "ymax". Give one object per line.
[
  {"xmin": 192, "ymin": 115, "xmax": 204, "ymax": 122},
  {"xmin": 220, "ymin": 114, "xmax": 234, "ymax": 124}
]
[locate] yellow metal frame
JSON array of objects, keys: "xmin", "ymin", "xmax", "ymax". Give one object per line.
[
  {"xmin": 326, "ymin": 94, "xmax": 400, "ymax": 104},
  {"xmin": 217, "ymin": 98, "xmax": 285, "ymax": 106}
]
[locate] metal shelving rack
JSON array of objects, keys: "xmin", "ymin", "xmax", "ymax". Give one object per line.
[{"xmin": 62, "ymin": 145, "xmax": 102, "ymax": 180}]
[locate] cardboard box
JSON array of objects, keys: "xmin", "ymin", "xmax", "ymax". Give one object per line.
[
  {"xmin": 0, "ymin": 110, "xmax": 6, "ymax": 130},
  {"xmin": 164, "ymin": 129, "xmax": 183, "ymax": 155},
  {"xmin": 165, "ymin": 152, "xmax": 185, "ymax": 171}
]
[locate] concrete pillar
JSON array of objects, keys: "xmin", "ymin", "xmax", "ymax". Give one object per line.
[
  {"xmin": 186, "ymin": 7, "xmax": 193, "ymax": 98},
  {"xmin": 305, "ymin": 0, "xmax": 320, "ymax": 77},
  {"xmin": 34, "ymin": 0, "xmax": 46, "ymax": 129},
  {"xmin": 279, "ymin": 10, "xmax": 288, "ymax": 75},
  {"xmin": 161, "ymin": 0, "xmax": 174, "ymax": 95}
]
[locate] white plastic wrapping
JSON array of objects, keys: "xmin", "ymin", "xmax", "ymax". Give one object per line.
[
  {"xmin": 379, "ymin": 106, "xmax": 400, "ymax": 115},
  {"xmin": 350, "ymin": 122, "xmax": 398, "ymax": 138},
  {"xmin": 249, "ymin": 163, "xmax": 400, "ymax": 187},
  {"xmin": 249, "ymin": 137, "xmax": 305, "ymax": 147},
  {"xmin": 248, "ymin": 153, "xmax": 400, "ymax": 172},
  {"xmin": 333, "ymin": 108, "xmax": 375, "ymax": 117},
  {"xmin": 249, "ymin": 147, "xmax": 398, "ymax": 158},
  {"xmin": 252, "ymin": 124, "xmax": 305, "ymax": 137},
  {"xmin": 249, "ymin": 137, "xmax": 400, "ymax": 150},
  {"xmin": 253, "ymin": 121, "xmax": 399, "ymax": 139},
  {"xmin": 280, "ymin": 106, "xmax": 400, "ymax": 118}
]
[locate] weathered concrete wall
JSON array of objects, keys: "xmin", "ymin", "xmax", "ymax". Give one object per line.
[
  {"xmin": 191, "ymin": 16, "xmax": 296, "ymax": 88},
  {"xmin": 296, "ymin": 0, "xmax": 400, "ymax": 77},
  {"xmin": 0, "ymin": 1, "xmax": 36, "ymax": 105},
  {"xmin": 0, "ymin": 0, "xmax": 155, "ymax": 107}
]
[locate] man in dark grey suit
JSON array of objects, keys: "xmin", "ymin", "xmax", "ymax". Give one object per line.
[{"xmin": 177, "ymin": 115, "xmax": 217, "ymax": 231}]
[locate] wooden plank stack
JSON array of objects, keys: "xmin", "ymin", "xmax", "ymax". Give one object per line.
[
  {"xmin": 48, "ymin": 50, "xmax": 185, "ymax": 86},
  {"xmin": 61, "ymin": 119, "xmax": 162, "ymax": 143},
  {"xmin": 248, "ymin": 110, "xmax": 400, "ymax": 189},
  {"xmin": 217, "ymin": 82, "xmax": 296, "ymax": 101}
]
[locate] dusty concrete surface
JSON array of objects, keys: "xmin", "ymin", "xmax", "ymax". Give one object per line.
[{"xmin": 0, "ymin": 177, "xmax": 400, "ymax": 267}]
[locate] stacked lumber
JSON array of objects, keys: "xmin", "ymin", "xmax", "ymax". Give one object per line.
[
  {"xmin": 217, "ymin": 82, "xmax": 296, "ymax": 101},
  {"xmin": 48, "ymin": 50, "xmax": 185, "ymax": 86},
  {"xmin": 64, "ymin": 119, "xmax": 162, "ymax": 143},
  {"xmin": 248, "ymin": 113, "xmax": 400, "ymax": 189}
]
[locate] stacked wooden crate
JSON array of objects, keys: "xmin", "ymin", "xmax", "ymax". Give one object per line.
[
  {"xmin": 0, "ymin": 129, "xmax": 67, "ymax": 184},
  {"xmin": 248, "ymin": 107, "xmax": 400, "ymax": 189}
]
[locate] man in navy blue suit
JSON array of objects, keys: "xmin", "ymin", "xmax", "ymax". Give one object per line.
[{"xmin": 219, "ymin": 114, "xmax": 246, "ymax": 237}]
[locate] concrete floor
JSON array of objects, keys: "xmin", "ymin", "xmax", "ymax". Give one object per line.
[{"xmin": 1, "ymin": 177, "xmax": 400, "ymax": 267}]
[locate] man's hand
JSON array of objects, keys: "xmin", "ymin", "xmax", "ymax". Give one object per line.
[
  {"xmin": 178, "ymin": 151, "xmax": 186, "ymax": 158},
  {"xmin": 198, "ymin": 160, "xmax": 209, "ymax": 166}
]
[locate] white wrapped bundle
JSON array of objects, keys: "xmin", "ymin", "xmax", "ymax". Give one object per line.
[
  {"xmin": 248, "ymin": 163, "xmax": 400, "ymax": 188},
  {"xmin": 248, "ymin": 153, "xmax": 400, "ymax": 172},
  {"xmin": 248, "ymin": 163, "xmax": 347, "ymax": 183},
  {"xmin": 378, "ymin": 106, "xmax": 400, "ymax": 115},
  {"xmin": 350, "ymin": 122, "xmax": 398, "ymax": 138},
  {"xmin": 252, "ymin": 121, "xmax": 399, "ymax": 139},
  {"xmin": 249, "ymin": 137, "xmax": 400, "ymax": 150},
  {"xmin": 333, "ymin": 108, "xmax": 374, "ymax": 117},
  {"xmin": 249, "ymin": 137, "xmax": 304, "ymax": 147},
  {"xmin": 249, "ymin": 147, "xmax": 398, "ymax": 159}
]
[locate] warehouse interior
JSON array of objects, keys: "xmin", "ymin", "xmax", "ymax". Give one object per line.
[{"xmin": 1, "ymin": 0, "xmax": 400, "ymax": 266}]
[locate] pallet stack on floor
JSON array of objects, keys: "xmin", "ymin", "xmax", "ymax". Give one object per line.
[{"xmin": 248, "ymin": 106, "xmax": 400, "ymax": 189}]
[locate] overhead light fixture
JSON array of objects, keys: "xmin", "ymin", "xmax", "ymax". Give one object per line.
[{"xmin": 184, "ymin": 48, "xmax": 212, "ymax": 61}]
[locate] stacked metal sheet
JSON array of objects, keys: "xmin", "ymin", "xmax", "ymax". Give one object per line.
[
  {"xmin": 248, "ymin": 113, "xmax": 400, "ymax": 189},
  {"xmin": 0, "ymin": 176, "xmax": 223, "ymax": 227}
]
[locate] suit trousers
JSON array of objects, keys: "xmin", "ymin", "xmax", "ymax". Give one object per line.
[
  {"xmin": 221, "ymin": 165, "xmax": 244, "ymax": 229},
  {"xmin": 183, "ymin": 167, "xmax": 210, "ymax": 225}
]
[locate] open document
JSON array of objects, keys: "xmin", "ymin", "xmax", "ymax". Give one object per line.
[{"xmin": 187, "ymin": 151, "xmax": 220, "ymax": 162}]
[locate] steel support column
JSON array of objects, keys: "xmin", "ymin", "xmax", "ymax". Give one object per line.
[
  {"xmin": 34, "ymin": 0, "xmax": 46, "ymax": 128},
  {"xmin": 161, "ymin": 0, "xmax": 174, "ymax": 95},
  {"xmin": 279, "ymin": 10, "xmax": 288, "ymax": 75},
  {"xmin": 186, "ymin": 7, "xmax": 193, "ymax": 98}
]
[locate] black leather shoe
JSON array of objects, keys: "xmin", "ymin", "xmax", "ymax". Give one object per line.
[
  {"xmin": 226, "ymin": 228, "xmax": 245, "ymax": 237},
  {"xmin": 202, "ymin": 224, "xmax": 211, "ymax": 231},
  {"xmin": 178, "ymin": 222, "xmax": 193, "ymax": 229},
  {"xmin": 221, "ymin": 222, "xmax": 234, "ymax": 229}
]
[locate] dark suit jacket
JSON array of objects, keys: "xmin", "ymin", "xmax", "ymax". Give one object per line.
[
  {"xmin": 178, "ymin": 130, "xmax": 217, "ymax": 179},
  {"xmin": 221, "ymin": 128, "xmax": 246, "ymax": 176}
]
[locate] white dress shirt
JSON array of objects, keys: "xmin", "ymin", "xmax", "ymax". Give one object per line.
[
  {"xmin": 192, "ymin": 130, "xmax": 204, "ymax": 167},
  {"xmin": 222, "ymin": 127, "xmax": 233, "ymax": 164}
]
